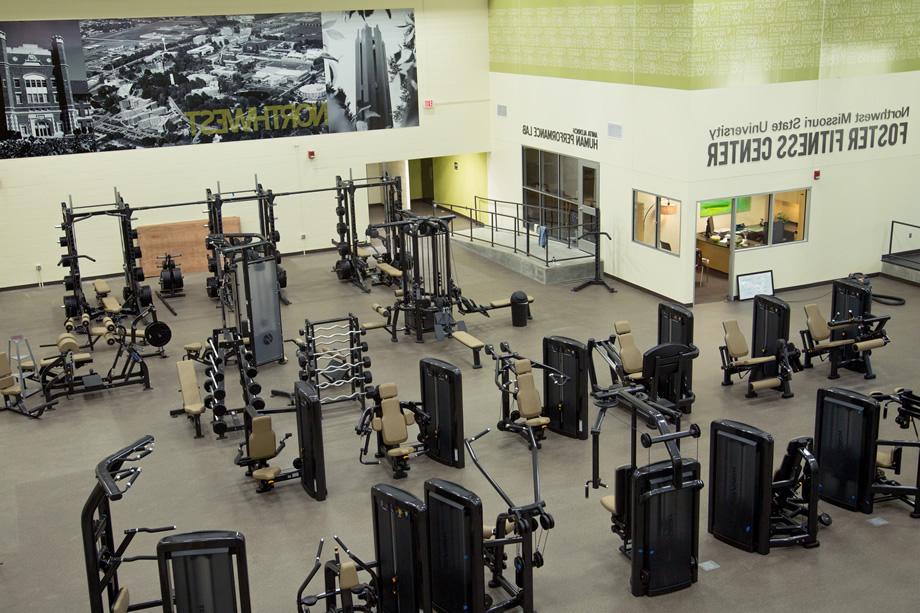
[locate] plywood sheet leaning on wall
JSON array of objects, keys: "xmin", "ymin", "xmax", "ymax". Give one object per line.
[{"xmin": 137, "ymin": 217, "xmax": 241, "ymax": 275}]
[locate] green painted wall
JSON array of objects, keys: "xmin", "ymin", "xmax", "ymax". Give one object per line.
[
  {"xmin": 489, "ymin": 0, "xmax": 920, "ymax": 89},
  {"xmin": 408, "ymin": 158, "xmax": 423, "ymax": 199},
  {"xmin": 432, "ymin": 153, "xmax": 488, "ymax": 221}
]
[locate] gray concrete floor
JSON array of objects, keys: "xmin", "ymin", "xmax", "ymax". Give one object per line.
[{"xmin": 1, "ymin": 247, "xmax": 919, "ymax": 613}]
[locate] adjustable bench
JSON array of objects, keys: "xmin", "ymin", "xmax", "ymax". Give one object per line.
[
  {"xmin": 93, "ymin": 279, "xmax": 112, "ymax": 297},
  {"xmin": 169, "ymin": 360, "xmax": 205, "ymax": 438},
  {"xmin": 451, "ymin": 330, "xmax": 485, "ymax": 369},
  {"xmin": 377, "ymin": 261, "xmax": 403, "ymax": 283}
]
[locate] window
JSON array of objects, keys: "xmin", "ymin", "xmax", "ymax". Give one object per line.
[
  {"xmin": 15, "ymin": 93, "xmax": 23, "ymax": 104},
  {"xmin": 633, "ymin": 190, "xmax": 681, "ymax": 254},
  {"xmin": 697, "ymin": 190, "xmax": 808, "ymax": 250},
  {"xmin": 521, "ymin": 146, "xmax": 600, "ymax": 247},
  {"xmin": 14, "ymin": 78, "xmax": 21, "ymax": 88}
]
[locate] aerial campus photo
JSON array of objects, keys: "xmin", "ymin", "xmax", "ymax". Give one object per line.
[{"xmin": 0, "ymin": 9, "xmax": 419, "ymax": 159}]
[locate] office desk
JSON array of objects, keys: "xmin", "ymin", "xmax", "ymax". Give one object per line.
[{"xmin": 696, "ymin": 235, "xmax": 729, "ymax": 274}]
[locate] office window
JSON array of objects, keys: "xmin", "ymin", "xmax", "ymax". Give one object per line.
[
  {"xmin": 771, "ymin": 190, "xmax": 807, "ymax": 243},
  {"xmin": 633, "ymin": 190, "xmax": 681, "ymax": 254},
  {"xmin": 697, "ymin": 189, "xmax": 808, "ymax": 250}
]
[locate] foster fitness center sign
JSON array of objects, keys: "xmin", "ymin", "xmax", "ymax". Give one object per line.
[{"xmin": 705, "ymin": 106, "xmax": 910, "ymax": 167}]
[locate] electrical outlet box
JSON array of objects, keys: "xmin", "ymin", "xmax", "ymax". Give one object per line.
[
  {"xmin": 35, "ymin": 264, "xmax": 42, "ymax": 271},
  {"xmin": 300, "ymin": 233, "xmax": 306, "ymax": 240}
]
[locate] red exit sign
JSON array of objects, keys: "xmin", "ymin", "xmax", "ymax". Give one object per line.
[{"xmin": 424, "ymin": 99, "xmax": 434, "ymax": 109}]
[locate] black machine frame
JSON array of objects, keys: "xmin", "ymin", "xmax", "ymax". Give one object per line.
[{"xmin": 814, "ymin": 387, "xmax": 920, "ymax": 518}]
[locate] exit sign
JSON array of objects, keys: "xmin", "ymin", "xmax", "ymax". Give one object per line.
[{"xmin": 424, "ymin": 99, "xmax": 434, "ymax": 109}]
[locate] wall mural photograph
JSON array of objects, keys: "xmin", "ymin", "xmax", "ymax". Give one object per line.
[{"xmin": 0, "ymin": 8, "xmax": 418, "ymax": 159}]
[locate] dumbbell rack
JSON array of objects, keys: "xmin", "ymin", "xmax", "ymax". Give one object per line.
[{"xmin": 300, "ymin": 314, "xmax": 371, "ymax": 410}]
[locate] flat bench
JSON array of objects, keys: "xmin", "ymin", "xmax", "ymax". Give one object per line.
[
  {"xmin": 101, "ymin": 295, "xmax": 122, "ymax": 314},
  {"xmin": 488, "ymin": 294, "xmax": 534, "ymax": 309},
  {"xmin": 170, "ymin": 360, "xmax": 204, "ymax": 438},
  {"xmin": 452, "ymin": 330, "xmax": 485, "ymax": 369}
]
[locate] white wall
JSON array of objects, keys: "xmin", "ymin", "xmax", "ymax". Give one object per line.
[
  {"xmin": 489, "ymin": 72, "xmax": 695, "ymax": 303},
  {"xmin": 489, "ymin": 69, "xmax": 920, "ymax": 303},
  {"xmin": 0, "ymin": 0, "xmax": 489, "ymax": 287}
]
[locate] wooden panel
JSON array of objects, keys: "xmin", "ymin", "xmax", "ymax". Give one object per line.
[
  {"xmin": 696, "ymin": 236, "xmax": 730, "ymax": 274},
  {"xmin": 136, "ymin": 216, "xmax": 240, "ymax": 275}
]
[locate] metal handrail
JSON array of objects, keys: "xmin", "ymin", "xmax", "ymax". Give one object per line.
[{"xmin": 432, "ymin": 199, "xmax": 594, "ymax": 267}]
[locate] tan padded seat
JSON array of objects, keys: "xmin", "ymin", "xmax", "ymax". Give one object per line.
[
  {"xmin": 339, "ymin": 561, "xmax": 360, "ymax": 590},
  {"xmin": 600, "ymin": 495, "xmax": 616, "ymax": 514},
  {"xmin": 249, "ymin": 416, "xmax": 277, "ymax": 461},
  {"xmin": 373, "ymin": 383, "xmax": 414, "ymax": 446},
  {"xmin": 39, "ymin": 351, "xmax": 93, "ymax": 368},
  {"xmin": 101, "ymin": 295, "xmax": 122, "ymax": 313},
  {"xmin": 0, "ymin": 353, "xmax": 18, "ymax": 395},
  {"xmin": 93, "ymin": 279, "xmax": 111, "ymax": 296},
  {"xmin": 377, "ymin": 262, "xmax": 403, "ymax": 278},
  {"xmin": 356, "ymin": 246, "xmax": 374, "ymax": 258},
  {"xmin": 854, "ymin": 338, "xmax": 886, "ymax": 352},
  {"xmin": 387, "ymin": 447, "xmax": 413, "ymax": 457},
  {"xmin": 177, "ymin": 361, "xmax": 205, "ymax": 416},
  {"xmin": 626, "ymin": 371, "xmax": 644, "ymax": 381},
  {"xmin": 19, "ymin": 360, "xmax": 35, "ymax": 372},
  {"xmin": 184, "ymin": 342, "xmax": 203, "ymax": 353},
  {"xmin": 489, "ymin": 295, "xmax": 534, "ymax": 308},
  {"xmin": 876, "ymin": 450, "xmax": 896, "ymax": 469},
  {"xmin": 252, "ymin": 466, "xmax": 282, "ymax": 481},
  {"xmin": 1, "ymin": 383, "xmax": 21, "ymax": 396},
  {"xmin": 525, "ymin": 416, "xmax": 550, "ymax": 427},
  {"xmin": 452, "ymin": 330, "xmax": 484, "ymax": 350},
  {"xmin": 615, "ymin": 321, "xmax": 643, "ymax": 374},
  {"xmin": 361, "ymin": 320, "xmax": 387, "ymax": 331},
  {"xmin": 113, "ymin": 588, "xmax": 130, "ymax": 613},
  {"xmin": 514, "ymin": 360, "xmax": 543, "ymax": 420},
  {"xmin": 394, "ymin": 289, "xmax": 405, "ymax": 298}
]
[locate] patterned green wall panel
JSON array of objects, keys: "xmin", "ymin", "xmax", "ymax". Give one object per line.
[{"xmin": 489, "ymin": 0, "xmax": 920, "ymax": 88}]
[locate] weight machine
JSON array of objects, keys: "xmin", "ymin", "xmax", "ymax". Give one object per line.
[
  {"xmin": 814, "ymin": 387, "xmax": 920, "ymax": 518},
  {"xmin": 82, "ymin": 435, "xmax": 251, "ymax": 613},
  {"xmin": 356, "ymin": 358, "xmax": 465, "ymax": 479},
  {"xmin": 584, "ymin": 386, "xmax": 703, "ymax": 597},
  {"xmin": 720, "ymin": 294, "xmax": 802, "ymax": 398},
  {"xmin": 709, "ymin": 420, "xmax": 831, "ymax": 554},
  {"xmin": 485, "ymin": 341, "xmax": 569, "ymax": 446},
  {"xmin": 209, "ymin": 233, "xmax": 285, "ymax": 366},
  {"xmin": 799, "ymin": 277, "xmax": 890, "ymax": 379}
]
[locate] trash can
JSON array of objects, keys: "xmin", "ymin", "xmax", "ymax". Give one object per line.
[{"xmin": 510, "ymin": 291, "xmax": 529, "ymax": 327}]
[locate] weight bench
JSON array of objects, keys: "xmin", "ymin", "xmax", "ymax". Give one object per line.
[
  {"xmin": 169, "ymin": 360, "xmax": 205, "ymax": 438},
  {"xmin": 451, "ymin": 330, "xmax": 484, "ymax": 369},
  {"xmin": 488, "ymin": 294, "xmax": 534, "ymax": 309},
  {"xmin": 377, "ymin": 261, "xmax": 403, "ymax": 285},
  {"xmin": 93, "ymin": 279, "xmax": 112, "ymax": 297},
  {"xmin": 182, "ymin": 342, "xmax": 203, "ymax": 361},
  {"xmin": 100, "ymin": 295, "xmax": 123, "ymax": 314}
]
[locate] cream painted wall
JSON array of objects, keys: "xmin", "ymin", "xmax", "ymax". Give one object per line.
[
  {"xmin": 489, "ymin": 69, "xmax": 920, "ymax": 303},
  {"xmin": 0, "ymin": 1, "xmax": 489, "ymax": 287},
  {"xmin": 489, "ymin": 72, "xmax": 695, "ymax": 303}
]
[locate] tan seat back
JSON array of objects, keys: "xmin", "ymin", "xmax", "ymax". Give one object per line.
[
  {"xmin": 339, "ymin": 561, "xmax": 360, "ymax": 590},
  {"xmin": 378, "ymin": 383, "xmax": 409, "ymax": 446},
  {"xmin": 514, "ymin": 359, "xmax": 542, "ymax": 419},
  {"xmin": 176, "ymin": 361, "xmax": 203, "ymax": 408},
  {"xmin": 0, "ymin": 352, "xmax": 14, "ymax": 389},
  {"xmin": 722, "ymin": 320, "xmax": 749, "ymax": 359},
  {"xmin": 614, "ymin": 322, "xmax": 643, "ymax": 374},
  {"xmin": 804, "ymin": 304, "xmax": 831, "ymax": 341},
  {"xmin": 249, "ymin": 416, "xmax": 277, "ymax": 461}
]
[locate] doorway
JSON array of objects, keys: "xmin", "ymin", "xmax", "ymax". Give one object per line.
[
  {"xmin": 694, "ymin": 199, "xmax": 731, "ymax": 304},
  {"xmin": 577, "ymin": 161, "xmax": 599, "ymax": 251}
]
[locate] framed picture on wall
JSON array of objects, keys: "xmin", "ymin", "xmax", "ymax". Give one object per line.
[{"xmin": 736, "ymin": 270, "xmax": 774, "ymax": 301}]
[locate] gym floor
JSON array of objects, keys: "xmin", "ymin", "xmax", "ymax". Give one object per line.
[{"xmin": 1, "ymin": 247, "xmax": 918, "ymax": 613}]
